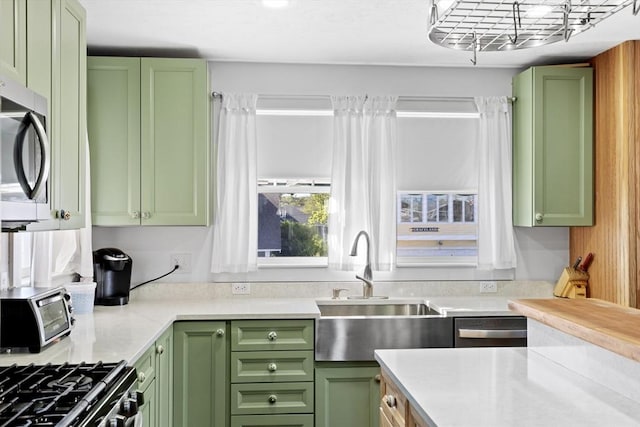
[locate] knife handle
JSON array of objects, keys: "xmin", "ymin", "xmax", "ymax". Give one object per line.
[
  {"xmin": 579, "ymin": 253, "xmax": 594, "ymax": 272},
  {"xmin": 572, "ymin": 256, "xmax": 582, "ymax": 270}
]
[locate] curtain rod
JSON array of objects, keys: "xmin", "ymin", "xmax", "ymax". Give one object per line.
[{"xmin": 211, "ymin": 92, "xmax": 517, "ymax": 102}]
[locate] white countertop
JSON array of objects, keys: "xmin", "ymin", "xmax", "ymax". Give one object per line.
[
  {"xmin": 375, "ymin": 347, "xmax": 640, "ymax": 427},
  {"xmin": 0, "ymin": 293, "xmax": 528, "ymax": 367},
  {"xmin": 0, "ymin": 298, "xmax": 320, "ymax": 366}
]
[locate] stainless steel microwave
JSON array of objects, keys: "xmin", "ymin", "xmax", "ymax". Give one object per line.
[{"xmin": 0, "ymin": 74, "xmax": 51, "ymax": 231}]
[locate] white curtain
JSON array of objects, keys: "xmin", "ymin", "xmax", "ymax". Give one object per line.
[
  {"xmin": 328, "ymin": 95, "xmax": 397, "ymax": 271},
  {"xmin": 475, "ymin": 96, "xmax": 517, "ymax": 270},
  {"xmin": 32, "ymin": 134, "xmax": 94, "ymax": 286},
  {"xmin": 211, "ymin": 94, "xmax": 258, "ymax": 273}
]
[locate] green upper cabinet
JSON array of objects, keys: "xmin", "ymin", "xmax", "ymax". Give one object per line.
[
  {"xmin": 52, "ymin": 0, "xmax": 86, "ymax": 229},
  {"xmin": 0, "ymin": 0, "xmax": 26, "ymax": 84},
  {"xmin": 87, "ymin": 57, "xmax": 209, "ymax": 226},
  {"xmin": 512, "ymin": 66, "xmax": 593, "ymax": 227},
  {"xmin": 87, "ymin": 57, "xmax": 141, "ymax": 226}
]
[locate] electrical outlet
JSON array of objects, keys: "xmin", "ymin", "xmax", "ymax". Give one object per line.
[
  {"xmin": 479, "ymin": 281, "xmax": 498, "ymax": 293},
  {"xmin": 232, "ymin": 283, "xmax": 251, "ymax": 295},
  {"xmin": 170, "ymin": 253, "xmax": 192, "ymax": 273}
]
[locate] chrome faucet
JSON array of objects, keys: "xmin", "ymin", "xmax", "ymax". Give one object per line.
[{"xmin": 350, "ymin": 230, "xmax": 374, "ymax": 298}]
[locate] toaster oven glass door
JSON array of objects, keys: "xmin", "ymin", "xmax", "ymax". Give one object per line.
[{"xmin": 36, "ymin": 294, "xmax": 71, "ymax": 342}]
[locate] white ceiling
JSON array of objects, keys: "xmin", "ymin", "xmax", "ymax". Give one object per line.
[{"xmin": 79, "ymin": 0, "xmax": 640, "ymax": 68}]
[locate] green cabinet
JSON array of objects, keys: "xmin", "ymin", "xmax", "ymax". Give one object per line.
[
  {"xmin": 173, "ymin": 321, "xmax": 228, "ymax": 427},
  {"xmin": 0, "ymin": 0, "xmax": 26, "ymax": 83},
  {"xmin": 87, "ymin": 57, "xmax": 209, "ymax": 226},
  {"xmin": 230, "ymin": 320, "xmax": 315, "ymax": 427},
  {"xmin": 51, "ymin": 0, "xmax": 86, "ymax": 229},
  {"xmin": 315, "ymin": 362, "xmax": 380, "ymax": 427},
  {"xmin": 134, "ymin": 325, "xmax": 173, "ymax": 427},
  {"xmin": 512, "ymin": 66, "xmax": 593, "ymax": 226}
]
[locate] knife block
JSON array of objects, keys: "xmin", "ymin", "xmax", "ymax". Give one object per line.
[{"xmin": 553, "ymin": 267, "xmax": 589, "ymax": 298}]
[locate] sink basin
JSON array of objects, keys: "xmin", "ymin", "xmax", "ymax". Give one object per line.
[
  {"xmin": 317, "ymin": 303, "xmax": 439, "ymax": 317},
  {"xmin": 315, "ymin": 300, "xmax": 452, "ymax": 361}
]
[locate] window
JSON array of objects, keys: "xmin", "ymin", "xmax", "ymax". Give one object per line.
[
  {"xmin": 258, "ymin": 180, "xmax": 329, "ymax": 264},
  {"xmin": 396, "ymin": 99, "xmax": 479, "ymax": 265},
  {"xmin": 256, "ymin": 98, "xmax": 333, "ymax": 266},
  {"xmin": 397, "ymin": 192, "xmax": 477, "ymax": 260}
]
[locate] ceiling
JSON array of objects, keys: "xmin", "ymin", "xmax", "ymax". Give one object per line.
[{"xmin": 79, "ymin": 0, "xmax": 640, "ymax": 68}]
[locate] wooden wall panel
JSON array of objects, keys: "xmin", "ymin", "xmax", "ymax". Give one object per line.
[{"xmin": 570, "ymin": 41, "xmax": 639, "ymax": 307}]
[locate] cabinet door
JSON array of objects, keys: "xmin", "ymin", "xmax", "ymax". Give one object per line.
[
  {"xmin": 315, "ymin": 363, "xmax": 380, "ymax": 427},
  {"xmin": 0, "ymin": 0, "xmax": 26, "ymax": 84},
  {"xmin": 52, "ymin": 0, "xmax": 86, "ymax": 229},
  {"xmin": 140, "ymin": 58, "xmax": 209, "ymax": 226},
  {"xmin": 25, "ymin": 0, "xmax": 52, "ymax": 102},
  {"xmin": 513, "ymin": 66, "xmax": 593, "ymax": 226},
  {"xmin": 87, "ymin": 57, "xmax": 141, "ymax": 226},
  {"xmin": 174, "ymin": 321, "xmax": 228, "ymax": 427},
  {"xmin": 156, "ymin": 325, "xmax": 173, "ymax": 427},
  {"xmin": 139, "ymin": 378, "xmax": 157, "ymax": 427}
]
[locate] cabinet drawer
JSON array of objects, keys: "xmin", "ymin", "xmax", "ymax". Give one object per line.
[
  {"xmin": 133, "ymin": 344, "xmax": 156, "ymax": 392},
  {"xmin": 231, "ymin": 414, "xmax": 314, "ymax": 427},
  {"xmin": 231, "ymin": 320, "xmax": 314, "ymax": 351},
  {"xmin": 231, "ymin": 350, "xmax": 314, "ymax": 383},
  {"xmin": 231, "ymin": 382, "xmax": 314, "ymax": 415}
]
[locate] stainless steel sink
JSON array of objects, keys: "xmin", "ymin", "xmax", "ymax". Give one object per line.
[
  {"xmin": 317, "ymin": 303, "xmax": 439, "ymax": 317},
  {"xmin": 315, "ymin": 301, "xmax": 452, "ymax": 361}
]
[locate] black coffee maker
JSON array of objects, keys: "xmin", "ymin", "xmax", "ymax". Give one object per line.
[{"xmin": 93, "ymin": 248, "xmax": 132, "ymax": 306}]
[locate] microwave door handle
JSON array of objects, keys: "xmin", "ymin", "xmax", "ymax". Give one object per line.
[{"xmin": 13, "ymin": 111, "xmax": 50, "ymax": 199}]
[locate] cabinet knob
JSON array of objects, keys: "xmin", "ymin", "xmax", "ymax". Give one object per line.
[
  {"xmin": 268, "ymin": 394, "xmax": 277, "ymax": 404},
  {"xmin": 59, "ymin": 210, "xmax": 71, "ymax": 221},
  {"xmin": 142, "ymin": 211, "xmax": 151, "ymax": 219},
  {"xmin": 374, "ymin": 374, "xmax": 381, "ymax": 383},
  {"xmin": 138, "ymin": 372, "xmax": 146, "ymax": 383},
  {"xmin": 268, "ymin": 363, "xmax": 277, "ymax": 372},
  {"xmin": 385, "ymin": 395, "xmax": 397, "ymax": 408},
  {"xmin": 131, "ymin": 211, "xmax": 140, "ymax": 219},
  {"xmin": 156, "ymin": 345, "xmax": 164, "ymax": 355},
  {"xmin": 267, "ymin": 331, "xmax": 277, "ymax": 341},
  {"xmin": 535, "ymin": 213, "xmax": 543, "ymax": 223},
  {"xmin": 216, "ymin": 329, "xmax": 225, "ymax": 337}
]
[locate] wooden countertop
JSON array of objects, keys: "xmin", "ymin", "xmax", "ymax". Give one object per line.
[{"xmin": 509, "ymin": 298, "xmax": 640, "ymax": 362}]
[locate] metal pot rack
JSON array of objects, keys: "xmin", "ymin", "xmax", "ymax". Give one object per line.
[{"xmin": 427, "ymin": 0, "xmax": 639, "ymax": 64}]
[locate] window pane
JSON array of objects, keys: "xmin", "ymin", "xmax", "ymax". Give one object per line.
[
  {"xmin": 397, "ymin": 191, "xmax": 478, "ymax": 261},
  {"xmin": 258, "ymin": 192, "xmax": 328, "ymax": 258}
]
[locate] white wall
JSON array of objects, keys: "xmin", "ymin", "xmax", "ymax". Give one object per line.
[{"xmin": 92, "ymin": 62, "xmax": 569, "ymax": 286}]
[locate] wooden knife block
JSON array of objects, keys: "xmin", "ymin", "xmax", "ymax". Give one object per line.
[{"xmin": 553, "ymin": 267, "xmax": 589, "ymax": 298}]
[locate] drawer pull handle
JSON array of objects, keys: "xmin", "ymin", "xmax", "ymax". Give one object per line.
[
  {"xmin": 267, "ymin": 331, "xmax": 277, "ymax": 341},
  {"xmin": 216, "ymin": 329, "xmax": 225, "ymax": 337},
  {"xmin": 268, "ymin": 363, "xmax": 277, "ymax": 372},
  {"xmin": 385, "ymin": 395, "xmax": 397, "ymax": 408},
  {"xmin": 156, "ymin": 345, "xmax": 164, "ymax": 355},
  {"xmin": 138, "ymin": 372, "xmax": 146, "ymax": 383},
  {"xmin": 268, "ymin": 394, "xmax": 277, "ymax": 404}
]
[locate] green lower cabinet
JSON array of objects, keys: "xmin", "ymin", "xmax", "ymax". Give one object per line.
[
  {"xmin": 231, "ymin": 382, "xmax": 314, "ymax": 415},
  {"xmin": 155, "ymin": 325, "xmax": 173, "ymax": 427},
  {"xmin": 315, "ymin": 363, "xmax": 380, "ymax": 427},
  {"xmin": 139, "ymin": 378, "xmax": 157, "ymax": 427},
  {"xmin": 230, "ymin": 414, "xmax": 314, "ymax": 427},
  {"xmin": 173, "ymin": 321, "xmax": 228, "ymax": 427}
]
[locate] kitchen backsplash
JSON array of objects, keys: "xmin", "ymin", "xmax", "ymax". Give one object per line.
[{"xmin": 129, "ymin": 280, "xmax": 554, "ymax": 301}]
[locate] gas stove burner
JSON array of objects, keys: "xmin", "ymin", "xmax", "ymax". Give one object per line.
[
  {"xmin": 0, "ymin": 361, "xmax": 137, "ymax": 427},
  {"xmin": 46, "ymin": 375, "xmax": 93, "ymax": 392}
]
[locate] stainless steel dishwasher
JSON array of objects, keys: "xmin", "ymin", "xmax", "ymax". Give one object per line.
[{"xmin": 453, "ymin": 316, "xmax": 527, "ymax": 347}]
